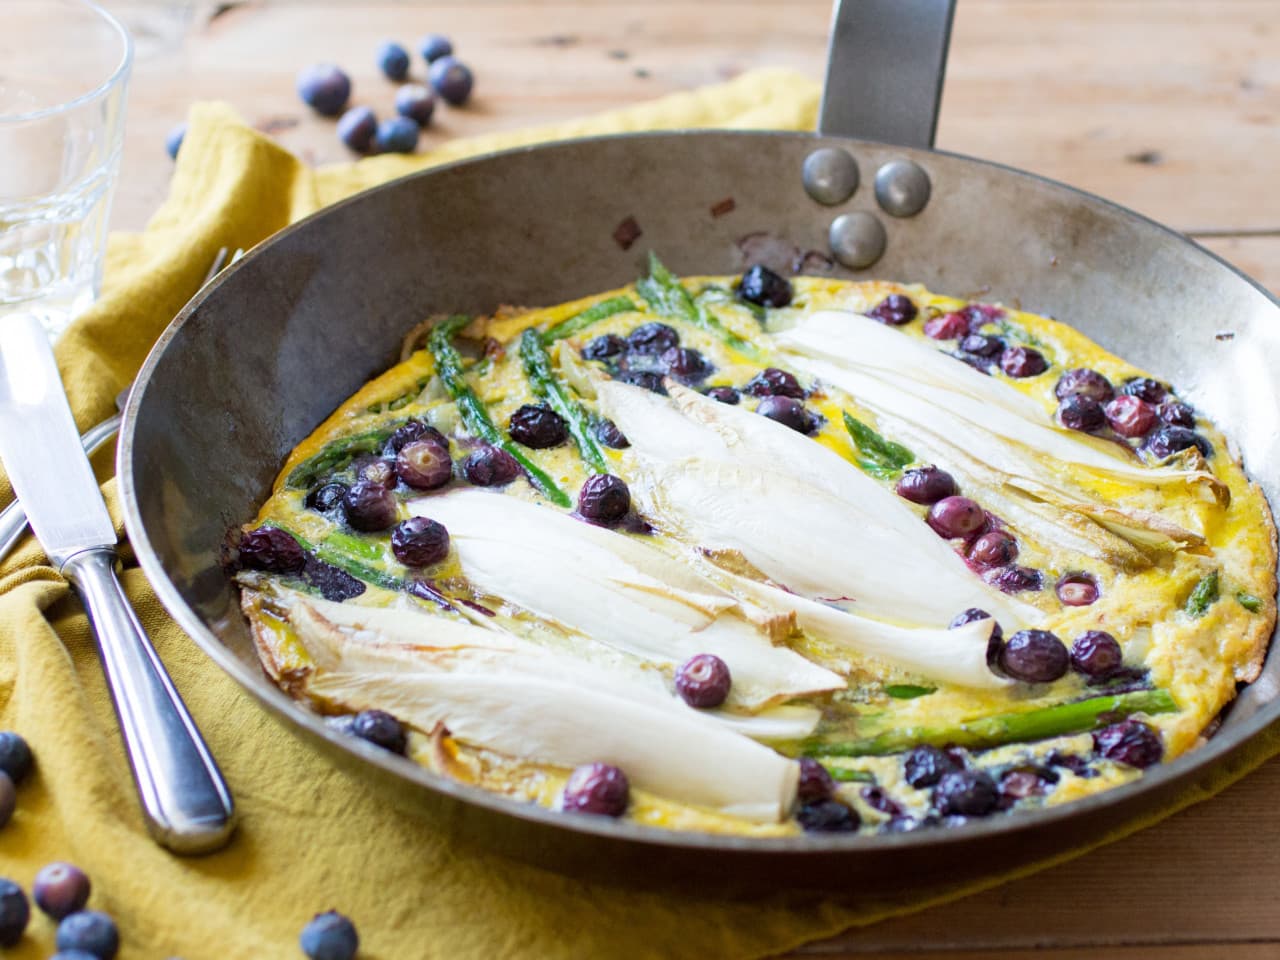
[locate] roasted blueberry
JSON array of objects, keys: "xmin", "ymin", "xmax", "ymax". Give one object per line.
[
  {"xmin": 705, "ymin": 386, "xmax": 739, "ymax": 405},
  {"xmin": 796, "ymin": 758, "xmax": 835, "ymax": 803},
  {"xmin": 428, "ymin": 56, "xmax": 473, "ymax": 106},
  {"xmin": 895, "ymin": 466, "xmax": 957, "ymax": 505},
  {"xmin": 352, "ymin": 710, "xmax": 408, "ymax": 755},
  {"xmin": 924, "ymin": 312, "xmax": 969, "ymax": 340},
  {"xmin": 932, "ymin": 769, "xmax": 999, "ymax": 817},
  {"xmin": 1055, "ymin": 368, "xmax": 1114, "ymax": 403},
  {"xmin": 756, "ymin": 396, "xmax": 812, "ymax": 433},
  {"xmin": 593, "ymin": 418, "xmax": 629, "ymax": 449},
  {"xmin": 1000, "ymin": 629, "xmax": 1069, "ymax": 683},
  {"xmin": 390, "ymin": 517, "xmax": 449, "ymax": 567},
  {"xmin": 661, "ymin": 346, "xmax": 710, "ymax": 380},
  {"xmin": 239, "ymin": 526, "xmax": 305, "ymax": 574},
  {"xmin": 387, "ymin": 420, "xmax": 444, "ymax": 453},
  {"xmin": 33, "ymin": 863, "xmax": 91, "ymax": 921},
  {"xmin": 968, "ymin": 530, "xmax": 1018, "ymax": 567},
  {"xmin": 0, "ymin": 878, "xmax": 27, "ymax": 947},
  {"xmin": 376, "ymin": 40, "xmax": 411, "ymax": 81},
  {"xmin": 1056, "ymin": 572, "xmax": 1100, "ymax": 607},
  {"xmin": 582, "ymin": 333, "xmax": 626, "ymax": 361},
  {"xmin": 356, "ymin": 456, "xmax": 397, "ymax": 488},
  {"xmin": 395, "ymin": 84, "xmax": 436, "ymax": 127},
  {"xmin": 343, "ymin": 479, "xmax": 397, "ymax": 532},
  {"xmin": 165, "ymin": 122, "xmax": 185, "ymax": 160},
  {"xmin": 509, "ymin": 403, "xmax": 568, "ymax": 448},
  {"xmin": 562, "ymin": 763, "xmax": 629, "ymax": 817},
  {"xmin": 56, "ymin": 910, "xmax": 118, "ymax": 959},
  {"xmin": 926, "ymin": 496, "xmax": 986, "ymax": 539},
  {"xmin": 983, "ymin": 565, "xmax": 1043, "ymax": 594},
  {"xmin": 1070, "ymin": 630, "xmax": 1124, "ymax": 679},
  {"xmin": 859, "ymin": 785, "xmax": 903, "ymax": 817},
  {"xmin": 373, "ymin": 116, "xmax": 419, "ymax": 154},
  {"xmin": 614, "ymin": 370, "xmax": 667, "ymax": 394},
  {"xmin": 867, "ymin": 293, "xmax": 917, "ymax": 326},
  {"xmin": 626, "ymin": 322, "xmax": 679, "ymax": 355},
  {"xmin": 959, "ymin": 333, "xmax": 1003, "ymax": 357},
  {"xmin": 462, "ymin": 445, "xmax": 520, "ymax": 486},
  {"xmin": 738, "ymin": 265, "xmax": 793, "ymax": 308},
  {"xmin": 949, "ymin": 607, "xmax": 1003, "ymax": 643},
  {"xmin": 396, "ymin": 438, "xmax": 453, "ymax": 490},
  {"xmin": 337, "ymin": 106, "xmax": 378, "ymax": 153},
  {"xmin": 744, "ymin": 367, "xmax": 804, "ymax": 398},
  {"xmin": 577, "ymin": 474, "xmax": 631, "ymax": 525},
  {"xmin": 0, "ymin": 733, "xmax": 32, "ymax": 785},
  {"xmin": 418, "ymin": 33, "xmax": 454, "ymax": 62},
  {"xmin": 296, "ymin": 64, "xmax": 351, "ymax": 116},
  {"xmin": 1119, "ymin": 377, "xmax": 1168, "ymax": 404},
  {"xmin": 1000, "ymin": 346, "xmax": 1048, "ymax": 378},
  {"xmin": 1104, "ymin": 395, "xmax": 1157, "ymax": 438},
  {"xmin": 675, "ymin": 653, "xmax": 732, "ymax": 708},
  {"xmin": 1047, "ymin": 751, "xmax": 1093, "ymax": 777},
  {"xmin": 300, "ymin": 910, "xmax": 359, "ymax": 960},
  {"xmin": 306, "ymin": 482, "xmax": 349, "ymax": 513},
  {"xmin": 1000, "ymin": 768, "xmax": 1053, "ymax": 801},
  {"xmin": 1093, "ymin": 719, "xmax": 1163, "ymax": 768},
  {"xmin": 796, "ymin": 800, "xmax": 860, "ymax": 832},
  {"xmin": 1145, "ymin": 425, "xmax": 1211, "ymax": 459},
  {"xmin": 1158, "ymin": 400, "xmax": 1196, "ymax": 428},
  {"xmin": 902, "ymin": 744, "xmax": 961, "ymax": 789},
  {"xmin": 1058, "ymin": 394, "xmax": 1106, "ymax": 432}
]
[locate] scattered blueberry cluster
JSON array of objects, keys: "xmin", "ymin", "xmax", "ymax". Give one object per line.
[{"xmin": 1053, "ymin": 368, "xmax": 1211, "ymax": 461}]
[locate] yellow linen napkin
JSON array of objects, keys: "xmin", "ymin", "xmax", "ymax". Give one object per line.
[{"xmin": 1, "ymin": 67, "xmax": 1278, "ymax": 960}]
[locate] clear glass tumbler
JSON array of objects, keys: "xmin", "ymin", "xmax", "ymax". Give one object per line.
[{"xmin": 0, "ymin": 0, "xmax": 133, "ymax": 338}]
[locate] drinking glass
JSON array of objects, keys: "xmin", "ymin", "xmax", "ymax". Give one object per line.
[{"xmin": 0, "ymin": 0, "xmax": 133, "ymax": 338}]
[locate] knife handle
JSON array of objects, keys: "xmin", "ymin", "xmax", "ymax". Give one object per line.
[{"xmin": 61, "ymin": 547, "xmax": 236, "ymax": 854}]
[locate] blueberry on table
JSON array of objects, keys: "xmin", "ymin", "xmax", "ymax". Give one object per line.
[
  {"xmin": 577, "ymin": 474, "xmax": 631, "ymax": 526},
  {"xmin": 396, "ymin": 438, "xmax": 453, "ymax": 490},
  {"xmin": 660, "ymin": 346, "xmax": 710, "ymax": 381},
  {"xmin": 738, "ymin": 264, "xmax": 793, "ymax": 308},
  {"xmin": 902, "ymin": 744, "xmax": 961, "ymax": 789},
  {"xmin": 1054, "ymin": 367, "xmax": 1114, "ymax": 403},
  {"xmin": 1056, "ymin": 572, "xmax": 1099, "ymax": 606},
  {"xmin": 1104, "ymin": 394, "xmax": 1156, "ymax": 438},
  {"xmin": 342, "ymin": 479, "xmax": 397, "ymax": 532},
  {"xmin": 394, "ymin": 84, "xmax": 436, "ymax": 127},
  {"xmin": 1094, "ymin": 719, "xmax": 1163, "ymax": 768},
  {"xmin": 895, "ymin": 465, "xmax": 957, "ymax": 505},
  {"xmin": 1057, "ymin": 394, "xmax": 1106, "ymax": 433},
  {"xmin": 33, "ymin": 862, "xmax": 91, "ymax": 921},
  {"xmin": 352, "ymin": 710, "xmax": 408, "ymax": 755},
  {"xmin": 796, "ymin": 758, "xmax": 835, "ymax": 803},
  {"xmin": 373, "ymin": 116, "xmax": 420, "ymax": 154},
  {"xmin": 418, "ymin": 33, "xmax": 454, "ymax": 63},
  {"xmin": 1119, "ymin": 376, "xmax": 1168, "ymax": 404},
  {"xmin": 0, "ymin": 878, "xmax": 28, "ymax": 947},
  {"xmin": 796, "ymin": 799, "xmax": 860, "ymax": 832},
  {"xmin": 0, "ymin": 732, "xmax": 32, "ymax": 784},
  {"xmin": 743, "ymin": 367, "xmax": 804, "ymax": 399},
  {"xmin": 386, "ymin": 419, "xmax": 445, "ymax": 454},
  {"xmin": 704, "ymin": 386, "xmax": 739, "ymax": 405},
  {"xmin": 562, "ymin": 763, "xmax": 629, "ymax": 817},
  {"xmin": 164, "ymin": 122, "xmax": 185, "ymax": 160},
  {"xmin": 1157, "ymin": 400, "xmax": 1196, "ymax": 428},
  {"xmin": 923, "ymin": 311, "xmax": 969, "ymax": 340},
  {"xmin": 376, "ymin": 40, "xmax": 410, "ymax": 81},
  {"xmin": 56, "ymin": 910, "xmax": 118, "ymax": 959},
  {"xmin": 581, "ymin": 333, "xmax": 626, "ymax": 361},
  {"xmin": 390, "ymin": 517, "xmax": 449, "ymax": 567},
  {"xmin": 755, "ymin": 395, "xmax": 812, "ymax": 433},
  {"xmin": 300, "ymin": 910, "xmax": 359, "ymax": 960},
  {"xmin": 866, "ymin": 293, "xmax": 917, "ymax": 326},
  {"xmin": 1000, "ymin": 345, "xmax": 1047, "ymax": 378},
  {"xmin": 968, "ymin": 529, "xmax": 1018, "ymax": 567},
  {"xmin": 239, "ymin": 526, "xmax": 306, "ymax": 574},
  {"xmin": 999, "ymin": 629, "xmax": 1069, "ymax": 683},
  {"xmin": 626, "ymin": 321, "xmax": 679, "ymax": 355},
  {"xmin": 509, "ymin": 403, "xmax": 568, "ymax": 448},
  {"xmin": 336, "ymin": 106, "xmax": 378, "ymax": 154},
  {"xmin": 428, "ymin": 56, "xmax": 473, "ymax": 106},
  {"xmin": 1070, "ymin": 630, "xmax": 1124, "ymax": 679},
  {"xmin": 462, "ymin": 445, "xmax": 521, "ymax": 486},
  {"xmin": 296, "ymin": 64, "xmax": 352, "ymax": 117},
  {"xmin": 0, "ymin": 772, "xmax": 13, "ymax": 828},
  {"xmin": 932, "ymin": 769, "xmax": 999, "ymax": 817},
  {"xmin": 674, "ymin": 653, "xmax": 732, "ymax": 708},
  {"xmin": 926, "ymin": 496, "xmax": 986, "ymax": 539},
  {"xmin": 1145, "ymin": 424, "xmax": 1211, "ymax": 459},
  {"xmin": 592, "ymin": 418, "xmax": 629, "ymax": 449}
]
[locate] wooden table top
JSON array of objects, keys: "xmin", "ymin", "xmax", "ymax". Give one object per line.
[{"xmin": 103, "ymin": 2, "xmax": 1280, "ymax": 957}]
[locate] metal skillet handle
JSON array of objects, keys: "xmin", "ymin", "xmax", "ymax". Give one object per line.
[
  {"xmin": 61, "ymin": 547, "xmax": 236, "ymax": 854},
  {"xmin": 819, "ymin": 0, "xmax": 957, "ymax": 147}
]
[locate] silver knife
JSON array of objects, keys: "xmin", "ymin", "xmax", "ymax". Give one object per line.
[{"xmin": 0, "ymin": 314, "xmax": 235, "ymax": 854}]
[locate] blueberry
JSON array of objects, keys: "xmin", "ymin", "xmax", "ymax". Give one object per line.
[
  {"xmin": 1070, "ymin": 630, "xmax": 1124, "ymax": 679},
  {"xmin": 342, "ymin": 479, "xmax": 397, "ymax": 532},
  {"xmin": 923, "ymin": 312, "xmax": 969, "ymax": 340},
  {"xmin": 239, "ymin": 526, "xmax": 305, "ymax": 574},
  {"xmin": 562, "ymin": 763, "xmax": 629, "ymax": 817},
  {"xmin": 356, "ymin": 457, "xmax": 397, "ymax": 488},
  {"xmin": 866, "ymin": 293, "xmax": 917, "ymax": 325},
  {"xmin": 968, "ymin": 530, "xmax": 1018, "ymax": 567},
  {"xmin": 373, "ymin": 116, "xmax": 419, "ymax": 154},
  {"xmin": 1000, "ymin": 346, "xmax": 1048, "ymax": 378},
  {"xmin": 1094, "ymin": 719, "xmax": 1163, "ymax": 768},
  {"xmin": 1054, "ymin": 368, "xmax": 1114, "ymax": 403},
  {"xmin": 982, "ymin": 564, "xmax": 1043, "ymax": 594},
  {"xmin": 1057, "ymin": 394, "xmax": 1106, "ymax": 432},
  {"xmin": 306, "ymin": 482, "xmax": 349, "ymax": 514},
  {"xmin": 674, "ymin": 653, "xmax": 731, "ymax": 708},
  {"xmin": 395, "ymin": 84, "xmax": 436, "ymax": 127},
  {"xmin": 1145, "ymin": 425, "xmax": 1211, "ymax": 459},
  {"xmin": 796, "ymin": 758, "xmax": 835, "ymax": 803},
  {"xmin": 0, "ymin": 772, "xmax": 12, "ymax": 828},
  {"xmin": 33, "ymin": 862, "xmax": 91, "ymax": 921},
  {"xmin": 376, "ymin": 40, "xmax": 411, "ymax": 81},
  {"xmin": 949, "ymin": 607, "xmax": 1000, "ymax": 638},
  {"xmin": 428, "ymin": 56, "xmax": 473, "ymax": 106},
  {"xmin": 165, "ymin": 122, "xmax": 185, "ymax": 160},
  {"xmin": 859, "ymin": 785, "xmax": 903, "ymax": 817},
  {"xmin": 1056, "ymin": 572, "xmax": 1100, "ymax": 606},
  {"xmin": 932, "ymin": 769, "xmax": 999, "ymax": 817},
  {"xmin": 1104, "ymin": 395, "xmax": 1156, "ymax": 438},
  {"xmin": 51, "ymin": 952, "xmax": 100, "ymax": 960},
  {"xmin": 796, "ymin": 799, "xmax": 860, "ymax": 832},
  {"xmin": 755, "ymin": 396, "xmax": 813, "ymax": 433},
  {"xmin": 297, "ymin": 64, "xmax": 351, "ymax": 117},
  {"xmin": 390, "ymin": 517, "xmax": 449, "ymax": 567},
  {"xmin": 959, "ymin": 333, "xmax": 1002, "ymax": 357},
  {"xmin": 950, "ymin": 608, "xmax": 1004, "ymax": 672},
  {"xmin": 462, "ymin": 445, "xmax": 520, "ymax": 486},
  {"xmin": 337, "ymin": 106, "xmax": 378, "ymax": 153},
  {"xmin": 705, "ymin": 386, "xmax": 739, "ymax": 404},
  {"xmin": 387, "ymin": 420, "xmax": 446, "ymax": 454},
  {"xmin": 1000, "ymin": 768, "xmax": 1053, "ymax": 801},
  {"xmin": 418, "ymin": 33, "xmax": 454, "ymax": 63},
  {"xmin": 738, "ymin": 265, "xmax": 792, "ymax": 308},
  {"xmin": 396, "ymin": 438, "xmax": 452, "ymax": 490},
  {"xmin": 902, "ymin": 744, "xmax": 961, "ymax": 789},
  {"xmin": 509, "ymin": 403, "xmax": 567, "ymax": 448},
  {"xmin": 626, "ymin": 322, "xmax": 679, "ymax": 355},
  {"xmin": 56, "ymin": 910, "xmax": 118, "ymax": 959},
  {"xmin": 0, "ymin": 733, "xmax": 32, "ymax": 785},
  {"xmin": 582, "ymin": 334, "xmax": 626, "ymax": 361},
  {"xmin": 0, "ymin": 878, "xmax": 28, "ymax": 947},
  {"xmin": 661, "ymin": 346, "xmax": 710, "ymax": 381},
  {"xmin": 577, "ymin": 474, "xmax": 630, "ymax": 526},
  {"xmin": 894, "ymin": 466, "xmax": 957, "ymax": 505},
  {"xmin": 1000, "ymin": 629, "xmax": 1069, "ymax": 683},
  {"xmin": 1119, "ymin": 376, "xmax": 1168, "ymax": 404},
  {"xmin": 614, "ymin": 370, "xmax": 666, "ymax": 394},
  {"xmin": 593, "ymin": 418, "xmax": 629, "ymax": 449},
  {"xmin": 1158, "ymin": 400, "xmax": 1196, "ymax": 428},
  {"xmin": 743, "ymin": 367, "xmax": 804, "ymax": 398},
  {"xmin": 352, "ymin": 710, "xmax": 407, "ymax": 755},
  {"xmin": 300, "ymin": 910, "xmax": 359, "ymax": 960},
  {"xmin": 926, "ymin": 496, "xmax": 986, "ymax": 539},
  {"xmin": 1047, "ymin": 751, "xmax": 1093, "ymax": 777}
]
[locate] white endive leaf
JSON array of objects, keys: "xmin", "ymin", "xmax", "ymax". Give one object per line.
[{"xmin": 410, "ymin": 490, "xmax": 844, "ymax": 709}]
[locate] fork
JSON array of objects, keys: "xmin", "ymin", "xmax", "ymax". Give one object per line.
[{"xmin": 0, "ymin": 247, "xmax": 241, "ymax": 563}]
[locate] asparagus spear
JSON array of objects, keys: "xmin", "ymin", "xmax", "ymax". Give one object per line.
[
  {"xmin": 518, "ymin": 329, "xmax": 609, "ymax": 474},
  {"xmin": 803, "ymin": 688, "xmax": 1178, "ymax": 757},
  {"xmin": 636, "ymin": 253, "xmax": 765, "ymax": 361},
  {"xmin": 1185, "ymin": 570, "xmax": 1220, "ymax": 617},
  {"xmin": 262, "ymin": 522, "xmax": 404, "ymax": 592},
  {"xmin": 428, "ymin": 316, "xmax": 572, "ymax": 508},
  {"xmin": 284, "ymin": 420, "xmax": 413, "ymax": 490},
  {"xmin": 540, "ymin": 296, "xmax": 637, "ymax": 344}
]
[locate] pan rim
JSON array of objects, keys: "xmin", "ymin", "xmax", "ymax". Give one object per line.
[{"xmin": 117, "ymin": 127, "xmax": 1280, "ymax": 856}]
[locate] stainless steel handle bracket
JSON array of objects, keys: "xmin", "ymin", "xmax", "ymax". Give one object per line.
[
  {"xmin": 60, "ymin": 546, "xmax": 236, "ymax": 854},
  {"xmin": 819, "ymin": 0, "xmax": 957, "ymax": 148}
]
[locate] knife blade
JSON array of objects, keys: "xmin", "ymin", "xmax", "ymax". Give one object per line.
[{"xmin": 0, "ymin": 314, "xmax": 235, "ymax": 854}]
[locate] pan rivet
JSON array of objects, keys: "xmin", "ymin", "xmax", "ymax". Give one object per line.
[
  {"xmin": 875, "ymin": 159, "xmax": 931, "ymax": 217},
  {"xmin": 802, "ymin": 147, "xmax": 859, "ymax": 205},
  {"xmin": 828, "ymin": 212, "xmax": 887, "ymax": 269}
]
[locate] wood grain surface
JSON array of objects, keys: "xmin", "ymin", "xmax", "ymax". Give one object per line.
[{"xmin": 98, "ymin": 1, "xmax": 1280, "ymax": 956}]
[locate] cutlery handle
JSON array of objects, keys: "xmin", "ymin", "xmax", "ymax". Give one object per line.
[{"xmin": 61, "ymin": 547, "xmax": 236, "ymax": 854}]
